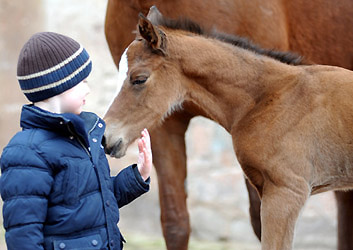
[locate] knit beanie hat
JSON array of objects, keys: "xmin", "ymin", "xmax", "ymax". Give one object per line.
[{"xmin": 17, "ymin": 32, "xmax": 92, "ymax": 102}]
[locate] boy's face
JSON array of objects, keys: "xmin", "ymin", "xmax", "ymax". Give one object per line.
[{"xmin": 59, "ymin": 80, "xmax": 90, "ymax": 114}]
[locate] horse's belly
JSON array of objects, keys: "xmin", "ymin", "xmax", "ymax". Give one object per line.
[
  {"xmin": 310, "ymin": 161, "xmax": 353, "ymax": 195},
  {"xmin": 311, "ymin": 177, "xmax": 353, "ymax": 195}
]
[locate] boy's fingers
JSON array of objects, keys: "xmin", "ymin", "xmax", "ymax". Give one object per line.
[
  {"xmin": 138, "ymin": 138, "xmax": 144, "ymax": 153},
  {"xmin": 140, "ymin": 129, "xmax": 150, "ymax": 149},
  {"xmin": 143, "ymin": 129, "xmax": 151, "ymax": 148},
  {"xmin": 139, "ymin": 129, "xmax": 152, "ymax": 167},
  {"xmin": 145, "ymin": 129, "xmax": 150, "ymax": 141}
]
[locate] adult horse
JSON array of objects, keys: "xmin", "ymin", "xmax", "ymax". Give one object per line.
[
  {"xmin": 104, "ymin": 1, "xmax": 353, "ymax": 249},
  {"xmin": 104, "ymin": 10, "xmax": 353, "ymax": 250}
]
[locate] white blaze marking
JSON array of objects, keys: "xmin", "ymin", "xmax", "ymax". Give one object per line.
[
  {"xmin": 104, "ymin": 47, "xmax": 129, "ymax": 115},
  {"xmin": 117, "ymin": 47, "xmax": 129, "ymax": 93}
]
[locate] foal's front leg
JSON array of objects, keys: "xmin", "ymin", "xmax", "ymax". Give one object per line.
[
  {"xmin": 260, "ymin": 179, "xmax": 310, "ymax": 250},
  {"xmin": 150, "ymin": 112, "xmax": 193, "ymax": 250}
]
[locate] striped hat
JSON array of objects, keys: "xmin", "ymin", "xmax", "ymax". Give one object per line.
[{"xmin": 17, "ymin": 32, "xmax": 92, "ymax": 102}]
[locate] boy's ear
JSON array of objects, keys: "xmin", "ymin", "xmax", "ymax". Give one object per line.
[{"xmin": 138, "ymin": 13, "xmax": 167, "ymax": 55}]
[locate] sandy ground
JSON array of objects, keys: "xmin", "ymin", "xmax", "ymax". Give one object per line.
[{"xmin": 0, "ymin": 0, "xmax": 338, "ymax": 249}]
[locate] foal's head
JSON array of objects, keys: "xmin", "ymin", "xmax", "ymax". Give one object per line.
[
  {"xmin": 103, "ymin": 6, "xmax": 303, "ymax": 158},
  {"xmin": 104, "ymin": 9, "xmax": 186, "ymax": 157}
]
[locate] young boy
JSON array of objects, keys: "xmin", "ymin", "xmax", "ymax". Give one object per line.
[{"xmin": 0, "ymin": 32, "xmax": 152, "ymax": 250}]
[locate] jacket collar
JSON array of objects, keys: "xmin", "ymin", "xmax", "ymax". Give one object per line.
[{"xmin": 20, "ymin": 105, "xmax": 104, "ymax": 147}]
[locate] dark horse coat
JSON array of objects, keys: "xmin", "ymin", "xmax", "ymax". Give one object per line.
[{"xmin": 0, "ymin": 105, "xmax": 150, "ymax": 250}]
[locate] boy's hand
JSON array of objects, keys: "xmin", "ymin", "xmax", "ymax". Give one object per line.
[{"xmin": 137, "ymin": 128, "xmax": 152, "ymax": 181}]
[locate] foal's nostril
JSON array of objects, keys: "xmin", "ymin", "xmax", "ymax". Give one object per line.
[
  {"xmin": 104, "ymin": 143, "xmax": 112, "ymax": 155},
  {"xmin": 110, "ymin": 138, "xmax": 123, "ymax": 157},
  {"xmin": 101, "ymin": 135, "xmax": 107, "ymax": 148}
]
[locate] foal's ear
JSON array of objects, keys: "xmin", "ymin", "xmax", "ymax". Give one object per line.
[
  {"xmin": 138, "ymin": 13, "xmax": 167, "ymax": 55},
  {"xmin": 147, "ymin": 5, "xmax": 163, "ymax": 25}
]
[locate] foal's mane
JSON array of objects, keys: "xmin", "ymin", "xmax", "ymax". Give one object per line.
[{"xmin": 155, "ymin": 16, "xmax": 305, "ymax": 66}]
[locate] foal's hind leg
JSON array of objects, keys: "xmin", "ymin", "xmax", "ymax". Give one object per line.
[
  {"xmin": 260, "ymin": 179, "xmax": 310, "ymax": 250},
  {"xmin": 335, "ymin": 190, "xmax": 353, "ymax": 250},
  {"xmin": 245, "ymin": 178, "xmax": 262, "ymax": 241},
  {"xmin": 150, "ymin": 113, "xmax": 192, "ymax": 250}
]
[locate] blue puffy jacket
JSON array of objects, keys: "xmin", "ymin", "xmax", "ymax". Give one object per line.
[{"xmin": 0, "ymin": 105, "xmax": 150, "ymax": 250}]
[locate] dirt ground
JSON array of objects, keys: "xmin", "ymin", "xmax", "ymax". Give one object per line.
[{"xmin": 0, "ymin": 0, "xmax": 338, "ymax": 249}]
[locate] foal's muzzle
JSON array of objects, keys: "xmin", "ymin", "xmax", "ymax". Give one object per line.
[{"xmin": 104, "ymin": 137, "xmax": 123, "ymax": 158}]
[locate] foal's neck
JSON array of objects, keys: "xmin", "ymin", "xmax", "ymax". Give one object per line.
[{"xmin": 179, "ymin": 39, "xmax": 301, "ymax": 131}]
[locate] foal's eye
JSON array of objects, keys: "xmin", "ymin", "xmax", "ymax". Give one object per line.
[{"xmin": 131, "ymin": 76, "xmax": 148, "ymax": 85}]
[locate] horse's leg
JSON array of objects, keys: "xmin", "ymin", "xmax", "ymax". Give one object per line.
[
  {"xmin": 335, "ymin": 190, "xmax": 353, "ymax": 250},
  {"xmin": 245, "ymin": 178, "xmax": 262, "ymax": 241},
  {"xmin": 150, "ymin": 112, "xmax": 193, "ymax": 250},
  {"xmin": 260, "ymin": 179, "xmax": 310, "ymax": 250}
]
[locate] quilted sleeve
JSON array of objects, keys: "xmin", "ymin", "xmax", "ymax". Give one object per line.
[
  {"xmin": 111, "ymin": 164, "xmax": 150, "ymax": 208},
  {"xmin": 0, "ymin": 144, "xmax": 53, "ymax": 250}
]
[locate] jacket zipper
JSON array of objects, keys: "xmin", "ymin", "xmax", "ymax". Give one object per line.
[
  {"xmin": 66, "ymin": 124, "xmax": 91, "ymax": 157},
  {"xmin": 77, "ymin": 137, "xmax": 91, "ymax": 157}
]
